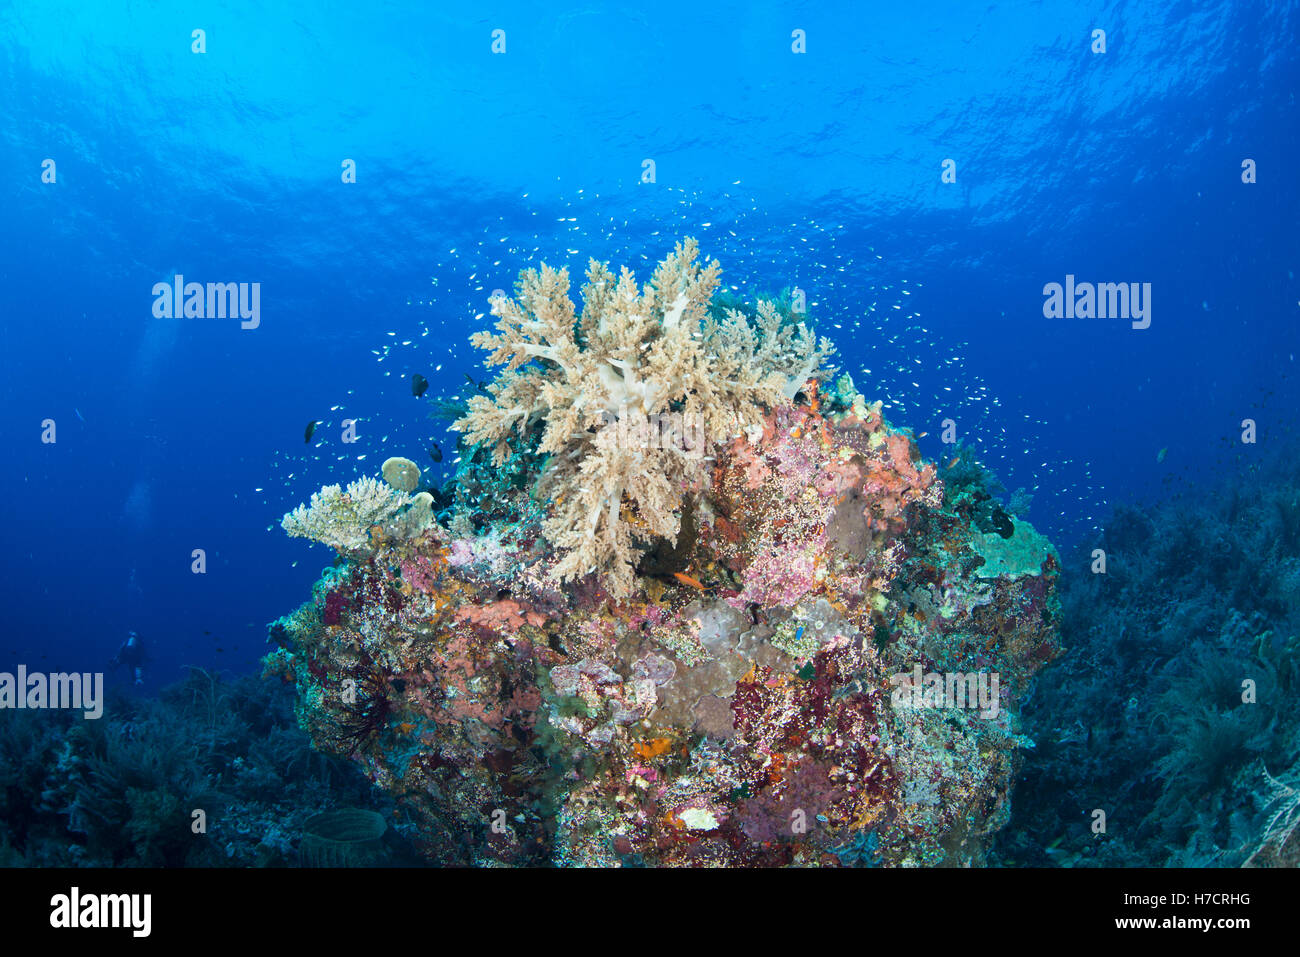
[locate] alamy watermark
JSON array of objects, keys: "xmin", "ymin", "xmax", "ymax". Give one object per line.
[
  {"xmin": 1043, "ymin": 274, "xmax": 1151, "ymax": 329},
  {"xmin": 889, "ymin": 664, "xmax": 1000, "ymax": 719},
  {"xmin": 151, "ymin": 275, "xmax": 260, "ymax": 329},
  {"xmin": 595, "ymin": 406, "xmax": 707, "ymax": 457},
  {"xmin": 0, "ymin": 666, "xmax": 103, "ymax": 719},
  {"xmin": 50, "ymin": 887, "xmax": 150, "ymax": 937}
]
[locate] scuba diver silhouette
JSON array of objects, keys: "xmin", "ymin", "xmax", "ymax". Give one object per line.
[{"xmin": 110, "ymin": 630, "xmax": 147, "ymax": 686}]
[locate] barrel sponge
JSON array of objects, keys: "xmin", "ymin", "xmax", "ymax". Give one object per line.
[{"xmin": 382, "ymin": 456, "xmax": 421, "ymax": 493}]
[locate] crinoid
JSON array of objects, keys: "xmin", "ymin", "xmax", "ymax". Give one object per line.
[
  {"xmin": 1244, "ymin": 766, "xmax": 1300, "ymax": 867},
  {"xmin": 326, "ymin": 660, "xmax": 397, "ymax": 756}
]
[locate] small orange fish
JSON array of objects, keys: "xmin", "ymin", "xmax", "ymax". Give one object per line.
[
  {"xmin": 396, "ymin": 722, "xmax": 415, "ymax": 734},
  {"xmin": 672, "ymin": 571, "xmax": 705, "ymax": 590}
]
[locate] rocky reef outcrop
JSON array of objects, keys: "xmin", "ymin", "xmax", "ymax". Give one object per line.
[{"xmin": 269, "ymin": 242, "xmax": 1060, "ymax": 866}]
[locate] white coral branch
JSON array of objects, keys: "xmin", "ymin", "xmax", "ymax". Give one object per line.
[{"xmin": 281, "ymin": 476, "xmax": 412, "ymax": 552}]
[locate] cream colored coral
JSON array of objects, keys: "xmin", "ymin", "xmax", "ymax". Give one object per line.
[
  {"xmin": 381, "ymin": 456, "xmax": 421, "ymax": 492},
  {"xmin": 454, "ymin": 238, "xmax": 835, "ymax": 596},
  {"xmin": 281, "ymin": 476, "xmax": 412, "ymax": 552}
]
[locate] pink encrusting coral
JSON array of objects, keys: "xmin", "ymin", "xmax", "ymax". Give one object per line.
[
  {"xmin": 454, "ymin": 599, "xmax": 546, "ymax": 633},
  {"xmin": 400, "ymin": 555, "xmax": 441, "ymax": 595},
  {"xmin": 269, "ymin": 241, "xmax": 1061, "ymax": 867},
  {"xmin": 731, "ymin": 534, "xmax": 824, "ymax": 609}
]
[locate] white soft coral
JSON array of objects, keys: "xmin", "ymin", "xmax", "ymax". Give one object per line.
[{"xmin": 454, "ymin": 238, "xmax": 835, "ymax": 596}]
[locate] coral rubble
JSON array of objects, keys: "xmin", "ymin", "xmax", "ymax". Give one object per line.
[{"xmin": 271, "ymin": 241, "xmax": 1061, "ymax": 866}]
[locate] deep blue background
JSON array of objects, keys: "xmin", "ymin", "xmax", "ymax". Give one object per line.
[{"xmin": 1, "ymin": 1, "xmax": 1296, "ymax": 688}]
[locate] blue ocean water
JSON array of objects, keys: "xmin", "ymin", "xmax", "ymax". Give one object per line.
[{"xmin": 1, "ymin": 0, "xmax": 1296, "ymax": 694}]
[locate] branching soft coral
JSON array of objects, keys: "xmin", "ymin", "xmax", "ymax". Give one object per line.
[{"xmin": 454, "ymin": 238, "xmax": 835, "ymax": 596}]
